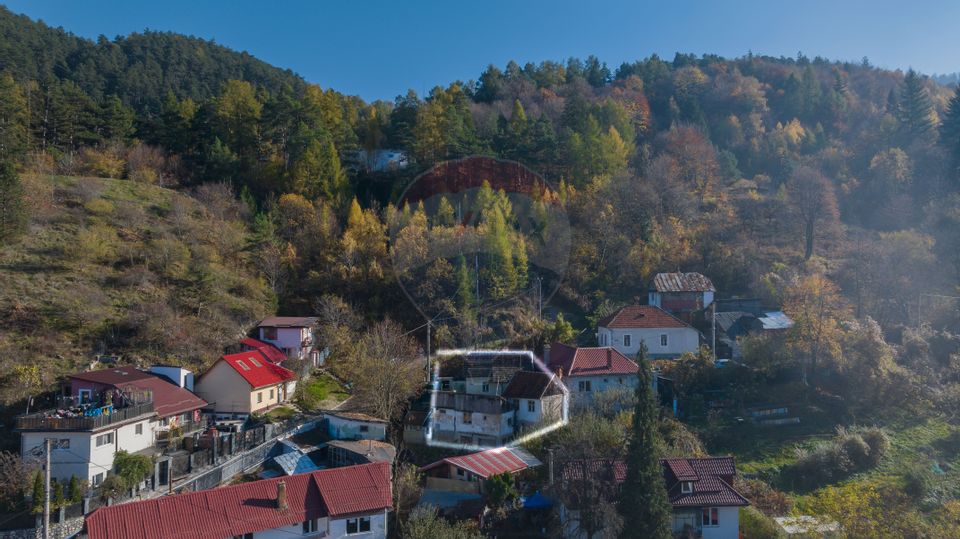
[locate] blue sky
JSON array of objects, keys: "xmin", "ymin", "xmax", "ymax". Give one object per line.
[{"xmin": 5, "ymin": 0, "xmax": 959, "ymax": 101}]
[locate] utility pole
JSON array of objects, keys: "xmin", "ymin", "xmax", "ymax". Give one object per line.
[
  {"xmin": 43, "ymin": 438, "xmax": 51, "ymax": 539},
  {"xmin": 711, "ymin": 302, "xmax": 717, "ymax": 361},
  {"xmin": 537, "ymin": 277, "xmax": 543, "ymax": 320}
]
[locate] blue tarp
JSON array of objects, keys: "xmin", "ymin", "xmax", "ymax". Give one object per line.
[{"xmin": 520, "ymin": 491, "xmax": 553, "ymax": 510}]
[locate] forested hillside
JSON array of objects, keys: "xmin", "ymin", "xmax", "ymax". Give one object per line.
[{"xmin": 2, "ymin": 7, "xmax": 960, "ymax": 534}]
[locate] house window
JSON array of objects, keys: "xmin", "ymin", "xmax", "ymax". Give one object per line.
[
  {"xmin": 95, "ymin": 433, "xmax": 114, "ymax": 447},
  {"xmin": 660, "ymin": 334, "xmax": 668, "ymax": 347},
  {"xmin": 618, "ymin": 378, "xmax": 623, "ymax": 385},
  {"xmin": 135, "ymin": 423, "xmax": 143, "ymax": 435},
  {"xmin": 359, "ymin": 425, "xmax": 369, "ymax": 432},
  {"xmin": 457, "ymin": 467, "xmax": 465, "ymax": 477},
  {"xmin": 578, "ymin": 380, "xmax": 592, "ymax": 392},
  {"xmin": 257, "ymin": 392, "xmax": 263, "ymax": 403},
  {"xmin": 92, "ymin": 473, "xmax": 104, "ymax": 486},
  {"xmin": 78, "ymin": 389, "xmax": 93, "ymax": 403},
  {"xmin": 302, "ymin": 518, "xmax": 319, "ymax": 533},
  {"xmin": 54, "ymin": 439, "xmax": 70, "ymax": 449},
  {"xmin": 702, "ymin": 507, "xmax": 719, "ymax": 527},
  {"xmin": 269, "ymin": 389, "xmax": 274, "ymax": 400},
  {"xmin": 681, "ymin": 481, "xmax": 693, "ymax": 493},
  {"xmin": 623, "ymin": 334, "xmax": 632, "ymax": 347},
  {"xmin": 237, "ymin": 360, "xmax": 250, "ymax": 371},
  {"xmin": 482, "ymin": 382, "xmax": 490, "ymax": 393},
  {"xmin": 463, "ymin": 412, "xmax": 472, "ymax": 424},
  {"xmin": 527, "ymin": 400, "xmax": 536, "ymax": 413},
  {"xmin": 346, "ymin": 517, "xmax": 371, "ymax": 534},
  {"xmin": 263, "ymin": 327, "xmax": 277, "ymax": 340}
]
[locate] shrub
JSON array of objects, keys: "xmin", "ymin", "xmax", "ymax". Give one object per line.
[
  {"xmin": 739, "ymin": 506, "xmax": 784, "ymax": 538},
  {"xmin": 860, "ymin": 427, "xmax": 890, "ymax": 467},
  {"xmin": 840, "ymin": 433, "xmax": 872, "ymax": 470},
  {"xmin": 113, "ymin": 450, "xmax": 153, "ymax": 490},
  {"xmin": 902, "ymin": 463, "xmax": 935, "ymax": 499},
  {"xmin": 736, "ymin": 478, "xmax": 792, "ymax": 516},
  {"xmin": 80, "ymin": 145, "xmax": 126, "ymax": 178},
  {"xmin": 98, "ymin": 475, "xmax": 125, "ymax": 502}
]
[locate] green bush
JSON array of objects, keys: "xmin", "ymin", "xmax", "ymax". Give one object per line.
[
  {"xmin": 860, "ymin": 427, "xmax": 890, "ymax": 467},
  {"xmin": 113, "ymin": 450, "xmax": 153, "ymax": 490},
  {"xmin": 740, "ymin": 506, "xmax": 784, "ymax": 538}
]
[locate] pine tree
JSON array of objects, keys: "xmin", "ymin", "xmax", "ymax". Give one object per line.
[
  {"xmin": 618, "ymin": 343, "xmax": 672, "ymax": 539},
  {"xmin": 31, "ymin": 470, "xmax": 43, "ymax": 513},
  {"xmin": 0, "ymin": 73, "xmax": 28, "ymax": 160},
  {"xmin": 940, "ymin": 85, "xmax": 960, "ymax": 181},
  {"xmin": 0, "ymin": 161, "xmax": 25, "ymax": 244},
  {"xmin": 898, "ymin": 69, "xmax": 937, "ymax": 141},
  {"xmin": 435, "ymin": 196, "xmax": 456, "ymax": 227}
]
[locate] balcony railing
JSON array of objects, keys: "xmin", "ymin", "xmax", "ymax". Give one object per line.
[{"xmin": 15, "ymin": 402, "xmax": 155, "ymax": 431}]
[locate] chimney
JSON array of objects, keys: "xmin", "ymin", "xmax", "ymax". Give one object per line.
[
  {"xmin": 543, "ymin": 344, "xmax": 551, "ymax": 365},
  {"xmin": 607, "ymin": 349, "xmax": 612, "ymax": 368},
  {"xmin": 276, "ymin": 480, "xmax": 288, "ymax": 511}
]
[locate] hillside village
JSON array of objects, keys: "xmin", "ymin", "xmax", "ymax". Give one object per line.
[{"xmin": 5, "ymin": 271, "xmax": 811, "ymax": 539}]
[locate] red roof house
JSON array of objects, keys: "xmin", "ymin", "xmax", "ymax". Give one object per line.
[
  {"xmin": 84, "ymin": 462, "xmax": 392, "ymax": 539},
  {"xmin": 194, "ymin": 351, "xmax": 297, "ymax": 417},
  {"xmin": 421, "ymin": 446, "xmax": 542, "ymax": 481},
  {"xmin": 596, "ymin": 305, "xmax": 702, "ymax": 359}
]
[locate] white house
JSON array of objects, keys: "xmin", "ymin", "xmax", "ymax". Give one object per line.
[
  {"xmin": 559, "ymin": 457, "xmax": 748, "ymax": 539},
  {"xmin": 324, "ymin": 410, "xmax": 388, "ymax": 441},
  {"xmin": 597, "ymin": 305, "xmax": 701, "ymax": 359},
  {"xmin": 545, "ymin": 343, "xmax": 640, "ymax": 406},
  {"xmin": 649, "ymin": 272, "xmax": 716, "ymax": 321},
  {"xmin": 17, "ymin": 366, "xmax": 206, "ymax": 485},
  {"xmin": 501, "ymin": 370, "xmax": 567, "ymax": 426},
  {"xmin": 255, "ymin": 316, "xmax": 319, "ymax": 363},
  {"xmin": 430, "ymin": 392, "xmax": 516, "ymax": 447},
  {"xmin": 84, "ymin": 462, "xmax": 393, "ymax": 539}
]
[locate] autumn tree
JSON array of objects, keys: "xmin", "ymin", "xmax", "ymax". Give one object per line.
[
  {"xmin": 780, "ymin": 271, "xmax": 849, "ymax": 386},
  {"xmin": 0, "ymin": 73, "xmax": 28, "ymax": 160},
  {"xmin": 349, "ymin": 319, "xmax": 423, "ymax": 423},
  {"xmin": 787, "ymin": 166, "xmax": 839, "ymax": 260}
]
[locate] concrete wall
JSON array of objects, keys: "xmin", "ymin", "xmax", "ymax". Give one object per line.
[
  {"xmin": 326, "ymin": 416, "xmax": 387, "ymax": 441},
  {"xmin": 514, "ymin": 394, "xmax": 564, "ymax": 425},
  {"xmin": 561, "ymin": 375, "xmax": 639, "ymax": 405},
  {"xmin": 432, "ymin": 408, "xmax": 514, "ymax": 445},
  {"xmin": 598, "ymin": 326, "xmax": 699, "ymax": 358}
]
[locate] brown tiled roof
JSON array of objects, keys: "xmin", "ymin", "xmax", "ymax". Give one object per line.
[
  {"xmin": 651, "ymin": 272, "xmax": 715, "ymax": 292},
  {"xmin": 70, "ymin": 366, "xmax": 154, "ymax": 386},
  {"xmin": 501, "ymin": 371, "xmax": 565, "ymax": 400},
  {"xmin": 70, "ymin": 367, "xmax": 206, "ymax": 418},
  {"xmin": 597, "ymin": 305, "xmax": 691, "ymax": 329},
  {"xmin": 547, "ymin": 343, "xmax": 639, "ymax": 376}
]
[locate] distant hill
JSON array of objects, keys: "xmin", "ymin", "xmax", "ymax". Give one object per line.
[{"xmin": 0, "ymin": 5, "xmax": 306, "ymax": 112}]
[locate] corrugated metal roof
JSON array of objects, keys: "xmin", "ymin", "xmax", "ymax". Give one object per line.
[
  {"xmin": 257, "ymin": 316, "xmax": 318, "ymax": 328},
  {"xmin": 221, "ymin": 351, "xmax": 295, "ymax": 389},
  {"xmin": 758, "ymin": 311, "xmax": 794, "ymax": 330},
  {"xmin": 273, "ymin": 452, "xmax": 323, "ymax": 476},
  {"xmin": 85, "ymin": 462, "xmax": 392, "ymax": 539},
  {"xmin": 421, "ymin": 446, "xmax": 541, "ymax": 479},
  {"xmin": 651, "ymin": 272, "xmax": 715, "ymax": 292}
]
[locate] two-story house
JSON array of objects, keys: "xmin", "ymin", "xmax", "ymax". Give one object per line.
[
  {"xmin": 194, "ymin": 351, "xmax": 296, "ymax": 419},
  {"xmin": 649, "ymin": 272, "xmax": 716, "ymax": 322},
  {"xmin": 255, "ymin": 316, "xmax": 320, "ymax": 363},
  {"xmin": 16, "ymin": 366, "xmax": 206, "ymax": 485},
  {"xmin": 429, "ymin": 391, "xmax": 517, "ymax": 447},
  {"xmin": 559, "ymin": 456, "xmax": 749, "ymax": 539},
  {"xmin": 84, "ymin": 462, "xmax": 393, "ymax": 539},
  {"xmin": 501, "ymin": 371, "xmax": 567, "ymax": 427},
  {"xmin": 545, "ymin": 343, "xmax": 640, "ymax": 405},
  {"xmin": 597, "ymin": 305, "xmax": 701, "ymax": 359}
]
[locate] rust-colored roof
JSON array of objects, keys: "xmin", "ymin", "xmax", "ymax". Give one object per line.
[
  {"xmin": 597, "ymin": 305, "xmax": 691, "ymax": 329},
  {"xmin": 421, "ymin": 446, "xmax": 541, "ymax": 479},
  {"xmin": 70, "ymin": 366, "xmax": 154, "ymax": 386},
  {"xmin": 547, "ymin": 343, "xmax": 639, "ymax": 376},
  {"xmin": 117, "ymin": 377, "xmax": 206, "ymax": 419},
  {"xmin": 257, "ymin": 316, "xmax": 318, "ymax": 328},
  {"xmin": 501, "ymin": 371, "xmax": 565, "ymax": 400},
  {"xmin": 84, "ymin": 462, "xmax": 392, "ymax": 539},
  {"xmin": 651, "ymin": 272, "xmax": 715, "ymax": 292}
]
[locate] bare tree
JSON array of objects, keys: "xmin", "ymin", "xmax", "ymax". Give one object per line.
[
  {"xmin": 350, "ymin": 319, "xmax": 424, "ymax": 422},
  {"xmin": 788, "ymin": 166, "xmax": 839, "ymax": 260}
]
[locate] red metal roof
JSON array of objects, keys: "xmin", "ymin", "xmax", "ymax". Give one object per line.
[
  {"xmin": 222, "ymin": 351, "xmax": 295, "ymax": 389},
  {"xmin": 597, "ymin": 305, "xmax": 691, "ymax": 329},
  {"xmin": 421, "ymin": 447, "xmax": 541, "ymax": 479},
  {"xmin": 547, "ymin": 343, "xmax": 639, "ymax": 377},
  {"xmin": 239, "ymin": 337, "xmax": 287, "ymax": 364},
  {"xmin": 85, "ymin": 462, "xmax": 392, "ymax": 539}
]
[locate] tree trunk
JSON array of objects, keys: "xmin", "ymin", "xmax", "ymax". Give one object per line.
[{"xmin": 804, "ymin": 218, "xmax": 815, "ymax": 260}]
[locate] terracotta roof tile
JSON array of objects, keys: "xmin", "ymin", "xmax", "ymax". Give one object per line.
[
  {"xmin": 597, "ymin": 305, "xmax": 691, "ymax": 329},
  {"xmin": 547, "ymin": 343, "xmax": 639, "ymax": 376}
]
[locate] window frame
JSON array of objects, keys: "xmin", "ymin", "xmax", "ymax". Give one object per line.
[
  {"xmin": 702, "ymin": 507, "xmax": 719, "ymax": 527},
  {"xmin": 257, "ymin": 392, "xmax": 263, "ymax": 404},
  {"xmin": 660, "ymin": 334, "xmax": 668, "ymax": 347},
  {"xmin": 681, "ymin": 481, "xmax": 693, "ymax": 494},
  {"xmin": 623, "ymin": 334, "xmax": 632, "ymax": 347},
  {"xmin": 527, "ymin": 400, "xmax": 536, "ymax": 413},
  {"xmin": 346, "ymin": 516, "xmax": 371, "ymax": 534},
  {"xmin": 135, "ymin": 423, "xmax": 143, "ymax": 435}
]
